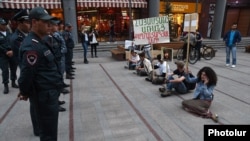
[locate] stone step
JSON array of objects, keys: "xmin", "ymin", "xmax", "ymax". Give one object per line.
[{"xmin": 73, "ymin": 37, "xmax": 250, "ymax": 52}]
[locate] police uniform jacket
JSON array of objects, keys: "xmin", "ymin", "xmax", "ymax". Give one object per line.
[
  {"xmin": 62, "ymin": 30, "xmax": 74, "ymax": 49},
  {"xmin": 18, "ymin": 32, "xmax": 63, "ymax": 96},
  {"xmin": 0, "ymin": 31, "xmax": 12, "ymax": 57},
  {"xmin": 10, "ymin": 29, "xmax": 27, "ymax": 63}
]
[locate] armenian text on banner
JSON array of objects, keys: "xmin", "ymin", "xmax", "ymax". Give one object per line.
[{"xmin": 133, "ymin": 16, "xmax": 170, "ymax": 45}]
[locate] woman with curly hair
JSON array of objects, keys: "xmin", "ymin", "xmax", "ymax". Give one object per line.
[{"xmin": 182, "ymin": 66, "xmax": 218, "ymax": 122}]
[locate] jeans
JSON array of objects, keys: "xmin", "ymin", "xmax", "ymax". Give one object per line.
[
  {"xmin": 82, "ymin": 42, "xmax": 88, "ymax": 60},
  {"xmin": 166, "ymin": 75, "xmax": 188, "ymax": 94},
  {"xmin": 226, "ymin": 46, "xmax": 236, "ymax": 65}
]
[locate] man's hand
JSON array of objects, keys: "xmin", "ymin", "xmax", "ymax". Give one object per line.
[
  {"xmin": 17, "ymin": 93, "xmax": 29, "ymax": 101},
  {"xmin": 6, "ymin": 50, "xmax": 13, "ymax": 57}
]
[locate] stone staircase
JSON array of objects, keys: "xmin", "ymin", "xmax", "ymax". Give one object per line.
[
  {"xmin": 73, "ymin": 37, "xmax": 250, "ymax": 53},
  {"xmin": 202, "ymin": 37, "xmax": 250, "ymax": 49}
]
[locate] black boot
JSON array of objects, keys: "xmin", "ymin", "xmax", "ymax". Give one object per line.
[
  {"xmin": 84, "ymin": 59, "xmax": 89, "ymax": 64},
  {"xmin": 12, "ymin": 80, "xmax": 19, "ymax": 88},
  {"xmin": 3, "ymin": 84, "xmax": 9, "ymax": 94}
]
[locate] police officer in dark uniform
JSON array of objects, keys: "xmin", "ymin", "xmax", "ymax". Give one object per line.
[
  {"xmin": 9, "ymin": 9, "xmax": 31, "ymax": 88},
  {"xmin": 18, "ymin": 7, "xmax": 63, "ymax": 141},
  {"xmin": 0, "ymin": 17, "xmax": 13, "ymax": 94},
  {"xmin": 44, "ymin": 19, "xmax": 70, "ymax": 112},
  {"xmin": 62, "ymin": 23, "xmax": 75, "ymax": 79}
]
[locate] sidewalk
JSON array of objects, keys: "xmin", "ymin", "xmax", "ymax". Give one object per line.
[{"xmin": 0, "ymin": 47, "xmax": 250, "ymax": 141}]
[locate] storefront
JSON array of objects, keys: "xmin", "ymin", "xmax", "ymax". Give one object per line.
[
  {"xmin": 0, "ymin": 0, "xmax": 148, "ymax": 41},
  {"xmin": 159, "ymin": 1, "xmax": 201, "ymax": 38}
]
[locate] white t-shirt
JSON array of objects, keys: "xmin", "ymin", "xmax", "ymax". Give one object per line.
[{"xmin": 131, "ymin": 54, "xmax": 140, "ymax": 63}]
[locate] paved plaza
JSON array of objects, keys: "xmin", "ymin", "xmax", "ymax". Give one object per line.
[{"xmin": 0, "ymin": 45, "xmax": 250, "ymax": 141}]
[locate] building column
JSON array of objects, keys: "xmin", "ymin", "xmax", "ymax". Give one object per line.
[
  {"xmin": 61, "ymin": 0, "xmax": 78, "ymax": 43},
  {"xmin": 211, "ymin": 0, "xmax": 227, "ymax": 39},
  {"xmin": 149, "ymin": 0, "xmax": 160, "ymax": 17}
]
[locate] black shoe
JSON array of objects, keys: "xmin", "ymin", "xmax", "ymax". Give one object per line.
[
  {"xmin": 58, "ymin": 101, "xmax": 65, "ymax": 105},
  {"xmin": 70, "ymin": 70, "xmax": 75, "ymax": 72},
  {"xmin": 61, "ymin": 88, "xmax": 70, "ymax": 94},
  {"xmin": 95, "ymin": 56, "xmax": 98, "ymax": 58},
  {"xmin": 69, "ymin": 73, "xmax": 75, "ymax": 76},
  {"xmin": 3, "ymin": 84, "xmax": 9, "ymax": 94},
  {"xmin": 145, "ymin": 78, "xmax": 151, "ymax": 82},
  {"xmin": 63, "ymin": 83, "xmax": 70, "ymax": 88},
  {"xmin": 12, "ymin": 82, "xmax": 19, "ymax": 88},
  {"xmin": 58, "ymin": 106, "xmax": 66, "ymax": 112},
  {"xmin": 71, "ymin": 67, "xmax": 76, "ymax": 70},
  {"xmin": 66, "ymin": 75, "xmax": 74, "ymax": 79}
]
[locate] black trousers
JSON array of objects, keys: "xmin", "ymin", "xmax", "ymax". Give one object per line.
[
  {"xmin": 90, "ymin": 44, "xmax": 97, "ymax": 57},
  {"xmin": 30, "ymin": 89, "xmax": 59, "ymax": 141},
  {"xmin": 0, "ymin": 56, "xmax": 17, "ymax": 84}
]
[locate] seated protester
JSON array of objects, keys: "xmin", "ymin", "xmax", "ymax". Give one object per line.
[
  {"xmin": 136, "ymin": 52, "xmax": 152, "ymax": 77},
  {"xmin": 124, "ymin": 50, "xmax": 140, "ymax": 70},
  {"xmin": 159, "ymin": 60, "xmax": 196, "ymax": 97},
  {"xmin": 182, "ymin": 66, "xmax": 218, "ymax": 122},
  {"xmin": 146, "ymin": 54, "xmax": 167, "ymax": 85}
]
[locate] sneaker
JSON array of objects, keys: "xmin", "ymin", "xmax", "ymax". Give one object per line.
[
  {"xmin": 231, "ymin": 65, "xmax": 236, "ymax": 68},
  {"xmin": 159, "ymin": 87, "xmax": 165, "ymax": 92},
  {"xmin": 161, "ymin": 91, "xmax": 172, "ymax": 97},
  {"xmin": 211, "ymin": 114, "xmax": 218, "ymax": 122},
  {"xmin": 226, "ymin": 64, "xmax": 230, "ymax": 67}
]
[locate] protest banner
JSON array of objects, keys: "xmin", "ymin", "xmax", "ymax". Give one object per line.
[{"xmin": 133, "ymin": 16, "xmax": 170, "ymax": 45}]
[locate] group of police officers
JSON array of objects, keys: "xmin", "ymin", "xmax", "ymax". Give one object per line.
[{"xmin": 0, "ymin": 7, "xmax": 76, "ymax": 141}]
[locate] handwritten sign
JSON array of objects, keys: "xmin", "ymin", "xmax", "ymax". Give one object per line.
[
  {"xmin": 133, "ymin": 16, "xmax": 170, "ymax": 45},
  {"xmin": 183, "ymin": 13, "xmax": 198, "ymax": 32}
]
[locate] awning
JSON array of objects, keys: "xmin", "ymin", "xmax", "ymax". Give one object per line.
[
  {"xmin": 0, "ymin": 0, "xmax": 147, "ymax": 9},
  {"xmin": 0, "ymin": 0, "xmax": 61, "ymax": 9},
  {"xmin": 77, "ymin": 0, "xmax": 148, "ymax": 8}
]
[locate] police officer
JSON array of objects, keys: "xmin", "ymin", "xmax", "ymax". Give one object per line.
[
  {"xmin": 44, "ymin": 19, "xmax": 70, "ymax": 112},
  {"xmin": 9, "ymin": 9, "xmax": 31, "ymax": 88},
  {"xmin": 0, "ymin": 17, "xmax": 13, "ymax": 94},
  {"xmin": 18, "ymin": 7, "xmax": 63, "ymax": 140},
  {"xmin": 62, "ymin": 23, "xmax": 75, "ymax": 79}
]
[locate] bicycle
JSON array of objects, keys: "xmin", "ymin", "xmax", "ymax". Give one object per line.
[{"xmin": 176, "ymin": 44, "xmax": 214, "ymax": 64}]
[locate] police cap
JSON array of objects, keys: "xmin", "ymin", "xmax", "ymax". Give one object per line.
[
  {"xmin": 12, "ymin": 9, "xmax": 29, "ymax": 21},
  {"xmin": 29, "ymin": 7, "xmax": 54, "ymax": 21},
  {"xmin": 0, "ymin": 18, "xmax": 7, "ymax": 25},
  {"xmin": 65, "ymin": 23, "xmax": 72, "ymax": 27},
  {"xmin": 50, "ymin": 19, "xmax": 60, "ymax": 25}
]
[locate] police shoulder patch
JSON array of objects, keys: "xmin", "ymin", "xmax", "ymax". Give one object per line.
[{"xmin": 26, "ymin": 51, "xmax": 38, "ymax": 65}]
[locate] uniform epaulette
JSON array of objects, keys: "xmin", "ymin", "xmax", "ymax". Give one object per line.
[{"xmin": 32, "ymin": 39, "xmax": 39, "ymax": 43}]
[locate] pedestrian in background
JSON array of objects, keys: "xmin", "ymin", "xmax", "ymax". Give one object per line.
[
  {"xmin": 10, "ymin": 9, "xmax": 31, "ymax": 88},
  {"xmin": 223, "ymin": 23, "xmax": 241, "ymax": 68},
  {"xmin": 18, "ymin": 7, "xmax": 63, "ymax": 140},
  {"xmin": 89, "ymin": 27, "xmax": 99, "ymax": 58},
  {"xmin": 109, "ymin": 20, "xmax": 115, "ymax": 42},
  {"xmin": 81, "ymin": 28, "xmax": 89, "ymax": 63},
  {"xmin": 0, "ymin": 17, "xmax": 13, "ymax": 94}
]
